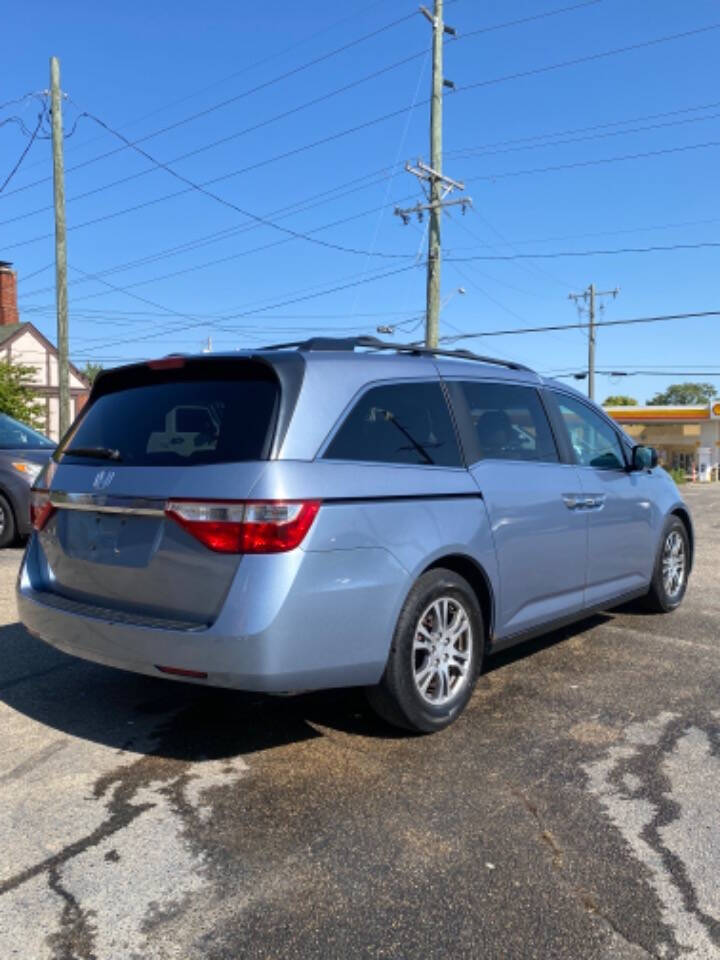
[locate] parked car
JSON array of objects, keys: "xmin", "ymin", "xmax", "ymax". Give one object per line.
[
  {"xmin": 17, "ymin": 339, "xmax": 693, "ymax": 732},
  {"xmin": 0, "ymin": 412, "xmax": 54, "ymax": 548}
]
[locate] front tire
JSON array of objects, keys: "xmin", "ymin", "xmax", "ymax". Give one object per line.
[
  {"xmin": 366, "ymin": 568, "xmax": 484, "ymax": 733},
  {"xmin": 643, "ymin": 516, "xmax": 689, "ymax": 612}
]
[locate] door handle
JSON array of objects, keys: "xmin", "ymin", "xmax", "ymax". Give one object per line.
[{"xmin": 563, "ymin": 494, "xmax": 606, "ymax": 510}]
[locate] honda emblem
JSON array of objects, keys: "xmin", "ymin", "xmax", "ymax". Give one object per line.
[{"xmin": 92, "ymin": 470, "xmax": 115, "ymax": 491}]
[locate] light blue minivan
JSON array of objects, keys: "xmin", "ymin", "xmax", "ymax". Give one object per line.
[{"xmin": 18, "ymin": 338, "xmax": 692, "ymax": 732}]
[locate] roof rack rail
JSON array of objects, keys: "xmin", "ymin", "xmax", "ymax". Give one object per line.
[{"xmin": 261, "ymin": 335, "xmax": 533, "ymax": 372}]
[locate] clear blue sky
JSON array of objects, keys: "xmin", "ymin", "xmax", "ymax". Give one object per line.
[{"xmin": 2, "ymin": 0, "xmax": 719, "ymax": 403}]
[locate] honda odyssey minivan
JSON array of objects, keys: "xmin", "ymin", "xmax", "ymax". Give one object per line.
[{"xmin": 18, "ymin": 337, "xmax": 692, "ymax": 732}]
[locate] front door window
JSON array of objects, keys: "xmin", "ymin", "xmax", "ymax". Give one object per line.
[{"xmin": 555, "ymin": 395, "xmax": 626, "ymax": 470}]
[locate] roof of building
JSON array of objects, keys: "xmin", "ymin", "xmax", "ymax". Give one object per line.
[
  {"xmin": 0, "ymin": 322, "xmax": 22, "ymax": 346},
  {"xmin": 0, "ymin": 320, "xmax": 89, "ymax": 386},
  {"xmin": 605, "ymin": 404, "xmax": 716, "ymax": 422}
]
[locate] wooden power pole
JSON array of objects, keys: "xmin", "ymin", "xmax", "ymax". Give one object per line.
[
  {"xmin": 569, "ymin": 283, "xmax": 619, "ymax": 401},
  {"xmin": 394, "ymin": 2, "xmax": 470, "ymax": 348},
  {"xmin": 50, "ymin": 56, "xmax": 70, "ymax": 436},
  {"xmin": 425, "ymin": 0, "xmax": 444, "ymax": 350}
]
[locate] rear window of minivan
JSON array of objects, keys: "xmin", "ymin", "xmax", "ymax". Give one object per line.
[{"xmin": 58, "ymin": 359, "xmax": 279, "ymax": 466}]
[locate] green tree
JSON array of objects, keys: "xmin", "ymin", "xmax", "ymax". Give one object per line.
[
  {"xmin": 647, "ymin": 382, "xmax": 717, "ymax": 406},
  {"xmin": 82, "ymin": 362, "xmax": 103, "ymax": 385},
  {"xmin": 603, "ymin": 395, "xmax": 638, "ymax": 406},
  {"xmin": 0, "ymin": 360, "xmax": 44, "ymax": 428}
]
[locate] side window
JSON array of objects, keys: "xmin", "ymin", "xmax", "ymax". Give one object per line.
[
  {"xmin": 555, "ymin": 394, "xmax": 626, "ymax": 470},
  {"xmin": 323, "ymin": 382, "xmax": 462, "ymax": 467},
  {"xmin": 460, "ymin": 381, "xmax": 559, "ymax": 463}
]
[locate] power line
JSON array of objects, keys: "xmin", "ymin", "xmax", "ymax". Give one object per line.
[
  {"xmin": 467, "ymin": 138, "xmax": 720, "ymax": 181},
  {"xmin": 0, "ymin": 115, "xmax": 43, "ymax": 137},
  {"xmin": 0, "ymin": 0, "xmax": 601, "ymax": 225},
  {"xmin": 19, "ymin": 165, "xmax": 407, "ymax": 299},
  {"xmin": 16, "ymin": 0, "xmax": 409, "ymax": 177},
  {"xmin": 70, "ymin": 263, "xmax": 421, "ymax": 354},
  {"xmin": 17, "ymin": 261, "xmax": 56, "ymax": 284},
  {"xmin": 21, "ymin": 191, "xmax": 418, "ymax": 316},
  {"xmin": 554, "ymin": 363, "xmax": 720, "ymax": 371},
  {"xmin": 65, "ymin": 264, "xmax": 218, "ymax": 334},
  {"xmin": 446, "ymin": 241, "xmax": 720, "ymax": 262},
  {"xmin": 9, "ymin": 47, "xmax": 431, "ymax": 221},
  {"xmin": 7, "ymin": 18, "xmax": 716, "ymax": 250},
  {"xmin": 25, "ymin": 307, "xmax": 425, "ymax": 322},
  {"xmin": 0, "ymin": 91, "xmax": 45, "ymax": 114},
  {"xmin": 348, "ymin": 46, "xmax": 430, "ymax": 317},
  {"xmin": 66, "ymin": 258, "xmax": 422, "ymax": 343},
  {"xmin": 4, "ymin": 9, "xmax": 422, "ymax": 198},
  {"xmin": 3, "ymin": 0, "xmax": 595, "ymax": 202},
  {"xmin": 439, "ymin": 310, "xmax": 720, "ymax": 342},
  {"xmin": 3, "ymin": 102, "xmax": 420, "ymax": 248},
  {"xmin": 449, "ymin": 214, "xmax": 720, "ymax": 251},
  {"xmin": 550, "ymin": 369, "xmax": 720, "ymax": 378},
  {"xmin": 0, "ymin": 103, "xmax": 46, "ymax": 193},
  {"xmin": 38, "ymin": 101, "xmax": 417, "ymax": 262},
  {"xmin": 460, "ymin": 207, "xmax": 576, "ymax": 290},
  {"xmin": 447, "ymin": 103, "xmax": 720, "ymax": 161},
  {"xmin": 460, "ymin": 21, "xmax": 720, "ymax": 97},
  {"xmin": 460, "ymin": 0, "xmax": 600, "ymax": 40},
  {"xmin": 85, "ymin": 193, "xmax": 419, "ymax": 298}
]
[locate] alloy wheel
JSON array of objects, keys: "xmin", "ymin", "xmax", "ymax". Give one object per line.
[
  {"xmin": 662, "ymin": 530, "xmax": 686, "ymax": 600},
  {"xmin": 412, "ymin": 596, "xmax": 473, "ymax": 706}
]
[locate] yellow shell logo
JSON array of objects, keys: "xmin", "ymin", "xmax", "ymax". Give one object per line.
[{"xmin": 714, "ymin": 403, "xmax": 720, "ymax": 417}]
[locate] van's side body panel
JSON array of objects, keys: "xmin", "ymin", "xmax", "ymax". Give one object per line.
[
  {"xmin": 17, "ymin": 351, "xmax": 692, "ymax": 695},
  {"xmin": 18, "ymin": 457, "xmax": 498, "ymax": 691}
]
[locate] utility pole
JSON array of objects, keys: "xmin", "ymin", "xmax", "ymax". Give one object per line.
[
  {"xmin": 50, "ymin": 56, "xmax": 70, "ymax": 436},
  {"xmin": 426, "ymin": 0, "xmax": 444, "ymax": 350},
  {"xmin": 568, "ymin": 283, "xmax": 619, "ymax": 401},
  {"xmin": 394, "ymin": 2, "xmax": 469, "ymax": 348}
]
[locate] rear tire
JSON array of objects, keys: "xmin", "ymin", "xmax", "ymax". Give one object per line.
[
  {"xmin": 0, "ymin": 493, "xmax": 17, "ymax": 549},
  {"xmin": 643, "ymin": 516, "xmax": 689, "ymax": 613},
  {"xmin": 366, "ymin": 568, "xmax": 484, "ymax": 733}
]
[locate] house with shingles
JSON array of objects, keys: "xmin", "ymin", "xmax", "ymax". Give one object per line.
[{"xmin": 0, "ymin": 261, "xmax": 89, "ymax": 441}]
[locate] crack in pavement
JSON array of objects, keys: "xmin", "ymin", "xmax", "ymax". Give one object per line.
[
  {"xmin": 46, "ymin": 863, "xmax": 98, "ymax": 960},
  {"xmin": 0, "ymin": 727, "xmax": 250, "ymax": 959},
  {"xmin": 0, "ymin": 796, "xmax": 154, "ymax": 898},
  {"xmin": 586, "ymin": 711, "xmax": 720, "ymax": 959},
  {"xmin": 514, "ymin": 788, "xmax": 663, "ymax": 959}
]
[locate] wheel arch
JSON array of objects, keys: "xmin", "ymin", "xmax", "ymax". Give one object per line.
[
  {"xmin": 669, "ymin": 505, "xmax": 694, "ymax": 571},
  {"xmin": 422, "ymin": 554, "xmax": 495, "ymax": 646}
]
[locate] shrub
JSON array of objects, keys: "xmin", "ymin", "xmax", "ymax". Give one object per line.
[{"xmin": 664, "ymin": 467, "xmax": 687, "ymax": 485}]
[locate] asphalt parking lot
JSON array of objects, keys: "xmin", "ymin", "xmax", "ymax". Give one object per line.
[{"xmin": 0, "ymin": 484, "xmax": 718, "ymax": 960}]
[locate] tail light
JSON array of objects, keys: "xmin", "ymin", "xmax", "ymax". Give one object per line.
[
  {"xmin": 165, "ymin": 500, "xmax": 321, "ymax": 554},
  {"xmin": 30, "ymin": 489, "xmax": 56, "ymax": 531}
]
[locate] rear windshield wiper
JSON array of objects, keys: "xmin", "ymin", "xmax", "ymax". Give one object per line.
[{"xmin": 64, "ymin": 446, "xmax": 122, "ymax": 461}]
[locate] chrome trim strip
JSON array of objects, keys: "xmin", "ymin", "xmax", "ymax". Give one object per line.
[{"xmin": 49, "ymin": 491, "xmax": 166, "ymax": 516}]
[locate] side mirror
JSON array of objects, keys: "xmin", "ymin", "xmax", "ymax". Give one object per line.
[{"xmin": 632, "ymin": 445, "xmax": 658, "ymax": 471}]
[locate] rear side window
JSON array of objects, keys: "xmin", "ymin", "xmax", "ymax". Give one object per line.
[
  {"xmin": 324, "ymin": 381, "xmax": 462, "ymax": 467},
  {"xmin": 59, "ymin": 359, "xmax": 279, "ymax": 465},
  {"xmin": 459, "ymin": 381, "xmax": 558, "ymax": 463}
]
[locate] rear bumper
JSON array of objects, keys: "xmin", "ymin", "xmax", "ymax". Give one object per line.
[{"xmin": 17, "ymin": 538, "xmax": 409, "ymax": 692}]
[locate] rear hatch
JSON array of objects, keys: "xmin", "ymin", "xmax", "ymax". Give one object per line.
[{"xmin": 33, "ymin": 356, "xmax": 289, "ymax": 625}]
